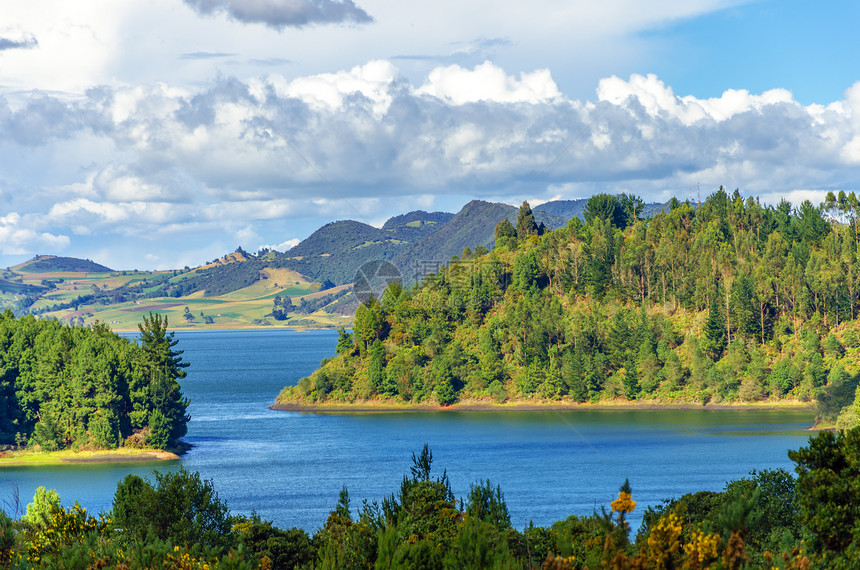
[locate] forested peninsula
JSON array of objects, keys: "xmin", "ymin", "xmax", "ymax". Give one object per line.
[
  {"xmin": 0, "ymin": 311, "xmax": 189, "ymax": 457},
  {"xmin": 278, "ymin": 189, "xmax": 860, "ymax": 427}
]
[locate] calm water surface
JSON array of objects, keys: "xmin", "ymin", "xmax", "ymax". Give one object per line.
[{"xmin": 0, "ymin": 329, "xmax": 815, "ymax": 532}]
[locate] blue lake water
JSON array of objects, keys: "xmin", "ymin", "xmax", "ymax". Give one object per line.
[{"xmin": 0, "ymin": 329, "xmax": 816, "ymax": 532}]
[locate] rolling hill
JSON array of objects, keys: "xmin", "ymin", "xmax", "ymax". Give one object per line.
[
  {"xmin": 0, "ymin": 197, "xmax": 672, "ymax": 329},
  {"xmin": 272, "ymin": 211, "xmax": 453, "ymax": 285},
  {"xmin": 14, "ymin": 255, "xmax": 114, "ymax": 273}
]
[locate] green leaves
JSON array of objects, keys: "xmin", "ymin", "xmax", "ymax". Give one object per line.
[
  {"xmin": 789, "ymin": 427, "xmax": 860, "ymax": 552},
  {"xmin": 112, "ymin": 468, "xmax": 234, "ymax": 551},
  {"xmin": 0, "ymin": 311, "xmax": 189, "ymax": 451}
]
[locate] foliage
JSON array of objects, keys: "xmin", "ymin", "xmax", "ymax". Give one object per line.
[
  {"xmin": 788, "ymin": 427, "xmax": 860, "ymax": 553},
  {"xmin": 138, "ymin": 311, "xmax": 191, "ymax": 444},
  {"xmin": 7, "ymin": 434, "xmax": 860, "ymax": 567},
  {"xmin": 233, "ymin": 515, "xmax": 315, "ymax": 570},
  {"xmin": 282, "ymin": 190, "xmax": 860, "ymax": 419},
  {"xmin": 465, "ymin": 479, "xmax": 511, "ymax": 529},
  {"xmin": 112, "ymin": 467, "xmax": 235, "ymax": 551},
  {"xmin": 0, "ymin": 311, "xmax": 189, "ymax": 450},
  {"xmin": 21, "ymin": 487, "xmax": 61, "ymax": 530}
]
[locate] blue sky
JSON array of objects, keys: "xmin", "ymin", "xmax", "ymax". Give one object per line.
[
  {"xmin": 648, "ymin": 0, "xmax": 860, "ymax": 104},
  {"xmin": 1, "ymin": 0, "xmax": 859, "ymax": 271}
]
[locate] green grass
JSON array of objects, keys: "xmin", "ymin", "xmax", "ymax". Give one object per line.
[
  {"xmin": 12, "ymin": 264, "xmax": 353, "ymax": 332},
  {"xmin": 0, "ymin": 447, "xmax": 179, "ymax": 467}
]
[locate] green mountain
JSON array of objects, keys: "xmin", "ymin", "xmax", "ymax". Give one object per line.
[
  {"xmin": 534, "ymin": 198, "xmax": 667, "ymax": 224},
  {"xmin": 0, "ymin": 197, "xmax": 693, "ymax": 327},
  {"xmin": 533, "ymin": 199, "xmax": 588, "ymax": 223},
  {"xmin": 389, "ymin": 200, "xmax": 575, "ymax": 283},
  {"xmin": 393, "ymin": 200, "xmax": 515, "ymax": 282},
  {"xmin": 275, "ymin": 211, "xmax": 453, "ymax": 285},
  {"xmin": 280, "ymin": 189, "xmax": 860, "ymax": 428},
  {"xmin": 14, "ymin": 255, "xmax": 113, "ymax": 273},
  {"xmin": 380, "ymin": 210, "xmax": 454, "ymax": 231},
  {"xmin": 0, "ymin": 277, "xmax": 47, "ymax": 296}
]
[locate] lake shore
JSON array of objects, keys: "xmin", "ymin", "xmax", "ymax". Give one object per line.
[
  {"xmin": 270, "ymin": 398, "xmax": 815, "ymax": 414},
  {"xmin": 0, "ymin": 447, "xmax": 181, "ymax": 467}
]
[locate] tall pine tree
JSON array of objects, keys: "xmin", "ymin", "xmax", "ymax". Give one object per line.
[
  {"xmin": 702, "ymin": 291, "xmax": 728, "ymax": 360},
  {"xmin": 516, "ymin": 201, "xmax": 539, "ymax": 238}
]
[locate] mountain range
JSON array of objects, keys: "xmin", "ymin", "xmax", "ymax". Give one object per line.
[{"xmin": 0, "ymin": 197, "xmax": 666, "ymax": 327}]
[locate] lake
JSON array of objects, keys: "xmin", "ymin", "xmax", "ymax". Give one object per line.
[{"xmin": 0, "ymin": 329, "xmax": 816, "ymax": 533}]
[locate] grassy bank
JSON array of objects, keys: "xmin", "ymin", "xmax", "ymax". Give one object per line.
[
  {"xmin": 270, "ymin": 397, "xmax": 816, "ymax": 414},
  {"xmin": 0, "ymin": 447, "xmax": 180, "ymax": 467}
]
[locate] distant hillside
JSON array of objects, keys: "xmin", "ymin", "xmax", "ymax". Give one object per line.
[
  {"xmin": 534, "ymin": 199, "xmax": 588, "ymax": 223},
  {"xmin": 285, "ymin": 220, "xmax": 384, "ymax": 259},
  {"xmin": 273, "ymin": 211, "xmax": 453, "ymax": 285},
  {"xmin": 535, "ymin": 199, "xmax": 668, "ymax": 223},
  {"xmin": 14, "ymin": 255, "xmax": 113, "ymax": 273},
  {"xmin": 392, "ymin": 201, "xmax": 512, "ymax": 281},
  {"xmin": 641, "ymin": 201, "xmax": 671, "ymax": 218},
  {"xmin": 0, "ymin": 196, "xmax": 682, "ymax": 321},
  {"xmin": 381, "ymin": 211, "xmax": 453, "ymax": 230},
  {"xmin": 0, "ymin": 278, "xmax": 47, "ymax": 296}
]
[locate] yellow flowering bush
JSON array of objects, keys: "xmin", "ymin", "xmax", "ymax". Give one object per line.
[
  {"xmin": 163, "ymin": 544, "xmax": 213, "ymax": 569},
  {"xmin": 684, "ymin": 527, "xmax": 721, "ymax": 565},
  {"xmin": 646, "ymin": 512, "xmax": 684, "ymax": 569},
  {"xmin": 611, "ymin": 491, "xmax": 637, "ymax": 514},
  {"xmin": 26, "ymin": 502, "xmax": 110, "ymax": 564}
]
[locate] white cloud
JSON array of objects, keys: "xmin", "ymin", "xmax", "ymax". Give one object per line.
[
  {"xmin": 3, "ymin": 59, "xmax": 860, "ymax": 269},
  {"xmin": 259, "ymin": 238, "xmax": 301, "ymax": 252},
  {"xmin": 272, "ymin": 60, "xmax": 400, "ymax": 116},
  {"xmin": 46, "ymin": 199, "xmax": 179, "ymax": 233},
  {"xmin": 235, "ymin": 224, "xmax": 261, "ymax": 247},
  {"xmin": 417, "ymin": 61, "xmax": 561, "ymax": 105},
  {"xmin": 750, "ymin": 189, "xmax": 831, "ymax": 209},
  {"xmin": 0, "ymin": 212, "xmax": 70, "ymax": 255},
  {"xmin": 597, "ymin": 73, "xmax": 796, "ymax": 125}
]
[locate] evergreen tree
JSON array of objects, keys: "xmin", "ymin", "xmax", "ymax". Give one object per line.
[
  {"xmin": 352, "ymin": 298, "xmax": 385, "ymax": 354},
  {"xmin": 584, "ymin": 193, "xmax": 627, "ymax": 229},
  {"xmin": 512, "ymin": 250, "xmax": 541, "ymax": 296},
  {"xmin": 367, "ymin": 340, "xmax": 389, "ymax": 395},
  {"xmin": 137, "ymin": 312, "xmax": 190, "ymax": 445},
  {"xmin": 607, "ymin": 310, "xmax": 633, "ymax": 369},
  {"xmin": 730, "ymin": 273, "xmax": 759, "ymax": 340},
  {"xmin": 516, "ymin": 201, "xmax": 539, "ymax": 238},
  {"xmin": 335, "ymin": 327, "xmax": 354, "ymax": 355},
  {"xmin": 494, "ymin": 218, "xmax": 517, "ymax": 248},
  {"xmin": 138, "ymin": 312, "xmax": 189, "ymax": 382},
  {"xmin": 585, "ymin": 219, "xmax": 615, "ymax": 297},
  {"xmin": 702, "ymin": 291, "xmax": 728, "ymax": 360}
]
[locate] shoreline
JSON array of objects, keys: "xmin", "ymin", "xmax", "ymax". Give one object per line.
[
  {"xmin": 111, "ymin": 324, "xmax": 342, "ymax": 334},
  {"xmin": 269, "ymin": 399, "xmax": 816, "ymax": 414},
  {"xmin": 0, "ymin": 448, "xmax": 181, "ymax": 467}
]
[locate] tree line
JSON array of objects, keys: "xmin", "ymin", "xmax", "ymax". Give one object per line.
[
  {"xmin": 280, "ymin": 189, "xmax": 860, "ymax": 426},
  {"xmin": 0, "ymin": 311, "xmax": 189, "ymax": 451},
  {"xmin": 2, "ymin": 429, "xmax": 860, "ymax": 568}
]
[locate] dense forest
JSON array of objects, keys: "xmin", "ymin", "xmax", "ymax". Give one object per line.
[
  {"xmin": 0, "ymin": 311, "xmax": 189, "ymax": 451},
  {"xmin": 1, "ymin": 430, "xmax": 859, "ymax": 568},
  {"xmin": 280, "ymin": 189, "xmax": 860, "ymax": 427}
]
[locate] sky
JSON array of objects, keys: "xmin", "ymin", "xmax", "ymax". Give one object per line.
[{"xmin": 1, "ymin": 0, "xmax": 859, "ymax": 271}]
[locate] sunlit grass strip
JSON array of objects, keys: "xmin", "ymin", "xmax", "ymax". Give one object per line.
[
  {"xmin": 0, "ymin": 447, "xmax": 179, "ymax": 467},
  {"xmin": 272, "ymin": 397, "xmax": 816, "ymax": 413}
]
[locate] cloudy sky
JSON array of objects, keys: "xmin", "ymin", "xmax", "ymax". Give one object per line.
[{"xmin": 1, "ymin": 0, "xmax": 859, "ymax": 270}]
